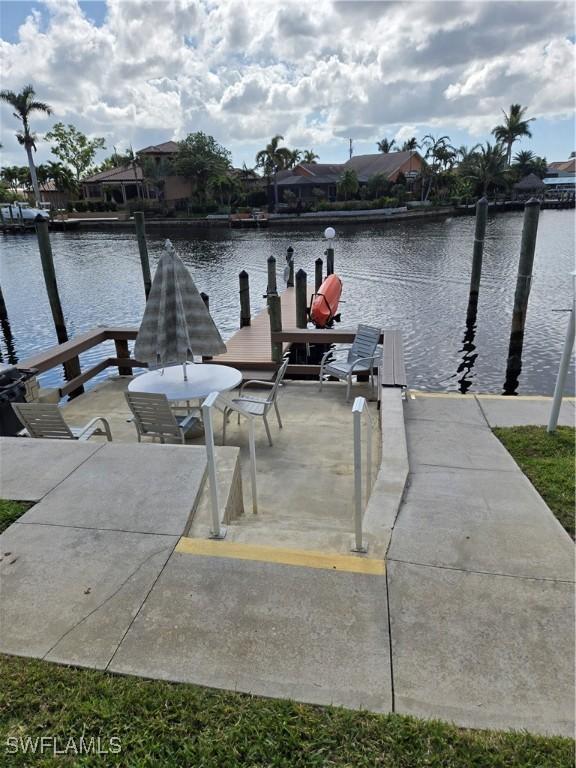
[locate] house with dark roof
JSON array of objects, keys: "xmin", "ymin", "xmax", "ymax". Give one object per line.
[
  {"xmin": 82, "ymin": 140, "xmax": 184, "ymax": 205},
  {"xmin": 275, "ymin": 151, "xmax": 424, "ymax": 202},
  {"xmin": 82, "ymin": 139, "xmax": 265, "ymax": 207}
]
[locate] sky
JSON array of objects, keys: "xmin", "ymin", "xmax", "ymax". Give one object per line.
[{"xmin": 0, "ymin": 0, "xmax": 574, "ymax": 171}]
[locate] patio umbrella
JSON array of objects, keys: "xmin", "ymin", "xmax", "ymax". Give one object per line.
[{"xmin": 134, "ymin": 239, "xmax": 226, "ymax": 379}]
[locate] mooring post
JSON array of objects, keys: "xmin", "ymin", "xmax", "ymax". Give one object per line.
[
  {"xmin": 8, "ymin": 205, "xmax": 14, "ymax": 224},
  {"xmin": 0, "ymin": 207, "xmax": 4, "ymax": 226},
  {"xmin": 267, "ymin": 255, "xmax": 277, "ymax": 296},
  {"xmin": 295, "ymin": 268, "xmax": 308, "ymax": 329},
  {"xmin": 134, "ymin": 211, "xmax": 152, "ymax": 299},
  {"xmin": 466, "ymin": 196, "xmax": 488, "ymax": 322},
  {"xmin": 239, "ymin": 270, "xmax": 251, "ymax": 327},
  {"xmin": 325, "ymin": 246, "xmax": 334, "ymax": 276},
  {"xmin": 324, "ymin": 226, "xmax": 336, "ymax": 275},
  {"xmin": 286, "ymin": 246, "xmax": 294, "ymax": 287},
  {"xmin": 315, "ymin": 257, "xmax": 323, "ymax": 292},
  {"xmin": 503, "ymin": 198, "xmax": 541, "ymax": 394},
  {"xmin": 17, "ymin": 205, "xmax": 24, "ymax": 226},
  {"xmin": 268, "ymin": 293, "xmax": 283, "ymax": 363},
  {"xmin": 200, "ymin": 292, "xmax": 212, "ymax": 360},
  {"xmin": 0, "ymin": 283, "xmax": 8, "ymax": 322},
  {"xmin": 35, "ymin": 221, "xmax": 83, "ymax": 396},
  {"xmin": 548, "ymin": 272, "xmax": 576, "ymax": 432}
]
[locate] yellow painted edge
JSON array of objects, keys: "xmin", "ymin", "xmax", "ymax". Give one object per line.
[
  {"xmin": 410, "ymin": 390, "xmax": 575, "ymax": 402},
  {"xmin": 175, "ymin": 537, "xmax": 385, "ymax": 575}
]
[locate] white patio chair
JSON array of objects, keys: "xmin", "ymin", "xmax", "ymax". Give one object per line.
[
  {"xmin": 223, "ymin": 356, "xmax": 290, "ymax": 447},
  {"xmin": 319, "ymin": 324, "xmax": 382, "ymax": 402},
  {"xmin": 125, "ymin": 391, "xmax": 199, "ymax": 444},
  {"xmin": 12, "ymin": 402, "xmax": 112, "ymax": 441}
]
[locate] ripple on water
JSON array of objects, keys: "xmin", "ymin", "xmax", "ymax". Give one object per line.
[{"xmin": 0, "ymin": 210, "xmax": 574, "ymax": 395}]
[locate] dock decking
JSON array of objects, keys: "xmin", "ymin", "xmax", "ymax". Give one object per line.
[{"xmin": 212, "ymin": 286, "xmax": 406, "ymax": 387}]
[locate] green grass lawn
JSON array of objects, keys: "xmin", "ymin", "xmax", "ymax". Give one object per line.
[
  {"xmin": 0, "ymin": 500, "xmax": 31, "ymax": 534},
  {"xmin": 0, "ymin": 655, "xmax": 573, "ymax": 767},
  {"xmin": 493, "ymin": 426, "xmax": 575, "ymax": 538}
]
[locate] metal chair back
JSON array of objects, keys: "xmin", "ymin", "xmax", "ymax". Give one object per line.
[
  {"xmin": 265, "ymin": 356, "xmax": 290, "ymax": 406},
  {"xmin": 125, "ymin": 391, "xmax": 181, "ymax": 440},
  {"xmin": 347, "ymin": 324, "xmax": 381, "ymax": 365},
  {"xmin": 12, "ymin": 403, "xmax": 75, "ymax": 439}
]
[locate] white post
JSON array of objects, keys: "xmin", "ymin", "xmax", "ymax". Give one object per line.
[
  {"xmin": 351, "ymin": 397, "xmax": 367, "ymax": 553},
  {"xmin": 548, "ymin": 273, "xmax": 576, "ymax": 433},
  {"xmin": 248, "ymin": 417, "xmax": 258, "ymax": 514},
  {"xmin": 201, "ymin": 393, "xmax": 226, "ymax": 539},
  {"xmin": 366, "ymin": 413, "xmax": 372, "ymax": 500}
]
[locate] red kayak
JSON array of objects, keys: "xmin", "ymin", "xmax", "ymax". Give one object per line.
[{"xmin": 310, "ymin": 274, "xmax": 343, "ymax": 328}]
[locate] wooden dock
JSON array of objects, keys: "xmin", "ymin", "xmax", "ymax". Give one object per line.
[
  {"xmin": 212, "ymin": 288, "xmax": 298, "ymax": 372},
  {"xmin": 211, "ymin": 286, "xmax": 407, "ymax": 387},
  {"xmin": 17, "ymin": 287, "xmax": 406, "ymax": 397}
]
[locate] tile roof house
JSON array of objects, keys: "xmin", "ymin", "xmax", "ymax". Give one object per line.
[
  {"xmin": 275, "ymin": 151, "xmax": 424, "ymax": 201},
  {"xmin": 82, "ymin": 139, "xmax": 265, "ymax": 207},
  {"xmin": 546, "ymin": 159, "xmax": 576, "ymax": 177}
]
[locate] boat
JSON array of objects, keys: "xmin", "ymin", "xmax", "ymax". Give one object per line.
[
  {"xmin": 0, "ymin": 202, "xmax": 50, "ymax": 225},
  {"xmin": 310, "ymin": 274, "xmax": 343, "ymax": 328}
]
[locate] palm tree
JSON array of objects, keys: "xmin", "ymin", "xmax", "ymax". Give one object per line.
[
  {"xmin": 492, "ymin": 104, "xmax": 534, "ymax": 166},
  {"xmin": 338, "ymin": 169, "xmax": 359, "ymax": 201},
  {"xmin": 512, "ymin": 150, "xmax": 547, "ymax": 180},
  {"xmin": 45, "ymin": 160, "xmax": 77, "ymax": 194},
  {"xmin": 0, "ymin": 166, "xmax": 21, "ymax": 194},
  {"xmin": 377, "ymin": 138, "xmax": 396, "ymax": 153},
  {"xmin": 420, "ymin": 134, "xmax": 456, "ymax": 200},
  {"xmin": 255, "ymin": 135, "xmax": 292, "ymax": 210},
  {"xmin": 465, "ymin": 142, "xmax": 509, "ymax": 195},
  {"xmin": 401, "ymin": 137, "xmax": 418, "ymax": 151},
  {"xmin": 302, "ymin": 150, "xmax": 319, "ymax": 164},
  {"xmin": 0, "ymin": 84, "xmax": 53, "ymax": 204},
  {"xmin": 286, "ymin": 149, "xmax": 302, "ymax": 169}
]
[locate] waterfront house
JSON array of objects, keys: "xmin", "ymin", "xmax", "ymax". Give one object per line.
[
  {"xmin": 275, "ymin": 150, "xmax": 425, "ymax": 202},
  {"xmin": 82, "ymin": 140, "xmax": 265, "ymax": 209},
  {"xmin": 545, "ymin": 159, "xmax": 576, "ymax": 177}
]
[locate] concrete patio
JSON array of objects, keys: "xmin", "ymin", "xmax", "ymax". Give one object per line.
[{"xmin": 0, "ymin": 384, "xmax": 574, "ymax": 736}]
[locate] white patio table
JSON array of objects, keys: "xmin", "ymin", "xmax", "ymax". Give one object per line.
[{"xmin": 128, "ymin": 363, "xmax": 242, "ymax": 401}]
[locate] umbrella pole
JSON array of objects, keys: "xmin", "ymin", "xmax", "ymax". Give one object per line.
[{"xmin": 183, "ymin": 362, "xmax": 188, "ymax": 381}]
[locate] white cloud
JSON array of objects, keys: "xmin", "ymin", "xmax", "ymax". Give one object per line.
[{"xmin": 0, "ymin": 0, "xmax": 574, "ymax": 167}]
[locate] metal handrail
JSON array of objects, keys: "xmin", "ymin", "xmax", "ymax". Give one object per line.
[
  {"xmin": 351, "ymin": 396, "xmax": 376, "ymax": 553},
  {"xmin": 202, "ymin": 391, "xmax": 258, "ymax": 540}
]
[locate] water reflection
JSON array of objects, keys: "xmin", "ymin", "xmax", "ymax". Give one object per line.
[
  {"xmin": 455, "ymin": 316, "xmax": 478, "ymax": 395},
  {"xmin": 0, "ymin": 317, "xmax": 18, "ymax": 366}
]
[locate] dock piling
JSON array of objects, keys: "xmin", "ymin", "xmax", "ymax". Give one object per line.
[
  {"xmin": 0, "ymin": 283, "xmax": 8, "ymax": 323},
  {"xmin": 286, "ymin": 246, "xmax": 294, "ymax": 287},
  {"xmin": 35, "ymin": 221, "xmax": 83, "ymax": 397},
  {"xmin": 268, "ymin": 293, "xmax": 283, "ymax": 363},
  {"xmin": 503, "ymin": 198, "xmax": 541, "ymax": 393},
  {"xmin": 315, "ymin": 258, "xmax": 323, "ymax": 292},
  {"xmin": 267, "ymin": 255, "xmax": 277, "ymax": 296},
  {"xmin": 466, "ymin": 196, "xmax": 488, "ymax": 322},
  {"xmin": 325, "ymin": 247, "xmax": 334, "ymax": 276},
  {"xmin": 295, "ymin": 268, "xmax": 308, "ymax": 329},
  {"xmin": 134, "ymin": 212, "xmax": 152, "ymax": 299},
  {"xmin": 239, "ymin": 270, "xmax": 251, "ymax": 327}
]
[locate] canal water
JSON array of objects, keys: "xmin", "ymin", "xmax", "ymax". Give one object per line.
[{"xmin": 0, "ymin": 209, "xmax": 574, "ymax": 395}]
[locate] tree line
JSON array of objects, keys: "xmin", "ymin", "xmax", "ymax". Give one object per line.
[{"xmin": 0, "ymin": 84, "xmax": 563, "ymax": 209}]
